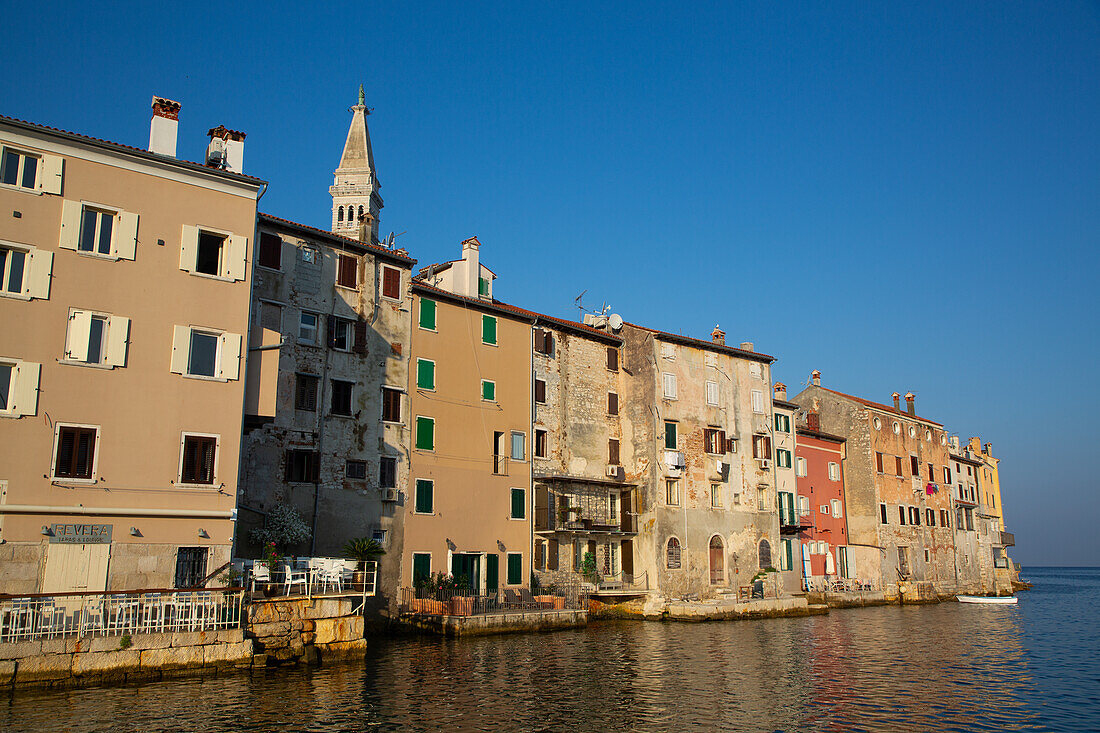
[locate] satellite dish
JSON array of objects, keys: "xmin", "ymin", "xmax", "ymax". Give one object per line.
[{"xmin": 608, "ymin": 314, "xmax": 623, "ymax": 331}]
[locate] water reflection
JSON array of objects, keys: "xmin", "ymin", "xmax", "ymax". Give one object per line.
[{"xmin": 5, "ymin": 569, "xmax": 1097, "ymax": 732}]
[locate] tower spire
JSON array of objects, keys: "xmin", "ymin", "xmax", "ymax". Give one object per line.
[
  {"xmin": 330, "ymin": 87, "xmax": 383, "ymax": 239},
  {"xmin": 358, "ymin": 83, "xmax": 365, "ymax": 107}
]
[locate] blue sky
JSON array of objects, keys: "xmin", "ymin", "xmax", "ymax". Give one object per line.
[{"xmin": 3, "ymin": 2, "xmax": 1097, "ymax": 565}]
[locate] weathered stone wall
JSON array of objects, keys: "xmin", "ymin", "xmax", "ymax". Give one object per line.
[
  {"xmin": 0, "ymin": 542, "xmax": 44, "ymax": 596},
  {"xmin": 400, "ymin": 608, "xmax": 587, "ymax": 637},
  {"xmin": 0, "ymin": 629, "xmax": 253, "ymax": 688},
  {"xmin": 246, "ymin": 597, "xmax": 366, "ymax": 664},
  {"xmin": 238, "ymin": 222, "xmax": 412, "ymax": 614}
]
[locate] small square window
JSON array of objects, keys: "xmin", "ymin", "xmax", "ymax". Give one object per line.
[
  {"xmin": 379, "ymin": 456, "xmax": 397, "ymax": 488},
  {"xmin": 330, "ymin": 379, "xmax": 353, "ymax": 416},
  {"xmin": 258, "ymin": 232, "xmax": 281, "ymax": 270},
  {"xmin": 188, "ymin": 330, "xmax": 218, "ymax": 377},
  {"xmin": 510, "ymin": 431, "xmax": 525, "ymax": 461},
  {"xmin": 346, "ymin": 459, "xmax": 367, "ymax": 479},
  {"xmin": 329, "ymin": 318, "xmax": 353, "ymax": 351},
  {"xmin": 180, "ymin": 435, "xmax": 217, "ymax": 485},
  {"xmin": 295, "ymin": 374, "xmax": 319, "ymax": 411},
  {"xmin": 482, "ymin": 380, "xmax": 496, "ymax": 401},
  {"xmin": 608, "ymin": 392, "xmax": 618, "ymax": 415},
  {"xmin": 285, "ymin": 450, "xmax": 319, "ymax": 483},
  {"xmin": 54, "ymin": 425, "xmax": 97, "ymax": 479},
  {"xmin": 195, "ymin": 231, "xmax": 225, "ymax": 276},
  {"xmin": 372, "ymin": 529, "xmax": 388, "ymax": 545},
  {"xmin": 535, "ymin": 429, "xmax": 547, "ymax": 458},
  {"xmin": 534, "ymin": 379, "xmax": 546, "ymax": 403},
  {"xmin": 665, "ymin": 479, "xmax": 680, "ymax": 506},
  {"xmin": 478, "ymin": 277, "xmax": 490, "ymax": 297},
  {"xmin": 381, "ymin": 387, "xmax": 402, "ymax": 422},
  {"xmin": 299, "ymin": 312, "xmax": 319, "ymax": 345},
  {"xmin": 606, "ymin": 347, "xmax": 619, "ymax": 371}
]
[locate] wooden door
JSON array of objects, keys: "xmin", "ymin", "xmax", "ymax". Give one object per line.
[
  {"xmin": 43, "ymin": 544, "xmax": 110, "ymax": 593},
  {"xmin": 709, "ymin": 536, "xmax": 724, "ymax": 585}
]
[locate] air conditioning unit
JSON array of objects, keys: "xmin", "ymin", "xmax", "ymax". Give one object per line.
[
  {"xmin": 606, "ymin": 465, "xmax": 620, "ymax": 478},
  {"xmin": 760, "ymin": 458, "xmax": 772, "ymax": 469},
  {"xmin": 715, "ymin": 460, "xmax": 727, "ymax": 474},
  {"xmin": 380, "ymin": 488, "xmax": 398, "ymax": 502}
]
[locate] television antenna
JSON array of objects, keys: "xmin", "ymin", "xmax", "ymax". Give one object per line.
[{"xmin": 574, "ymin": 289, "xmax": 587, "ymax": 317}]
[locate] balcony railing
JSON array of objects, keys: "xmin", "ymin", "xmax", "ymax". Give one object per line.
[
  {"xmin": 492, "ymin": 455, "xmax": 509, "ymax": 476},
  {"xmin": 535, "ymin": 507, "xmax": 637, "ymax": 534},
  {"xmin": 999, "ymin": 531, "xmax": 1015, "ymax": 547}
]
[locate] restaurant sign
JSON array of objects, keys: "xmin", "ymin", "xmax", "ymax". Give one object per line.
[{"xmin": 49, "ymin": 523, "xmax": 113, "ymax": 544}]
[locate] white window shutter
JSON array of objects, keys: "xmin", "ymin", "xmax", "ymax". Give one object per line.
[
  {"xmin": 66, "ymin": 310, "xmax": 92, "ymax": 361},
  {"xmin": 224, "ymin": 235, "xmax": 247, "ymax": 280},
  {"xmin": 114, "ymin": 212, "xmax": 138, "ymax": 260},
  {"xmin": 38, "ymin": 155, "xmax": 64, "ymax": 195},
  {"xmin": 218, "ymin": 332, "xmax": 241, "ymax": 380},
  {"xmin": 105, "ymin": 316, "xmax": 130, "ymax": 367},
  {"xmin": 12, "ymin": 361, "xmax": 40, "ymax": 416},
  {"xmin": 23, "ymin": 250, "xmax": 52, "ymax": 300},
  {"xmin": 179, "ymin": 225, "xmax": 198, "ymax": 273},
  {"xmin": 170, "ymin": 325, "xmax": 190, "ymax": 374},
  {"xmin": 59, "ymin": 200, "xmax": 82, "ymax": 250}
]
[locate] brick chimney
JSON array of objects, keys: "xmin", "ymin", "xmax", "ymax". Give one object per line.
[
  {"xmin": 358, "ymin": 211, "xmax": 375, "ymax": 244},
  {"xmin": 739, "ymin": 341, "xmax": 754, "ymax": 352},
  {"xmin": 207, "ymin": 125, "xmax": 246, "ymax": 173},
  {"xmin": 892, "ymin": 392, "xmax": 901, "ymax": 411},
  {"xmin": 811, "ymin": 370, "xmax": 820, "ymax": 386},
  {"xmin": 774, "ymin": 382, "xmax": 787, "ymax": 401},
  {"xmin": 711, "ymin": 325, "xmax": 725, "ymax": 345},
  {"xmin": 905, "ymin": 392, "xmax": 915, "ymax": 416},
  {"xmin": 149, "ymin": 96, "xmax": 181, "ymax": 157}
]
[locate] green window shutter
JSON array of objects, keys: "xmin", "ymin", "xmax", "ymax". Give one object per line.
[
  {"xmin": 416, "ymin": 359, "xmax": 435, "ymax": 390},
  {"xmin": 785, "ymin": 539, "xmax": 794, "ymax": 571},
  {"xmin": 419, "ymin": 298, "xmax": 436, "ymax": 330},
  {"xmin": 507, "ymin": 553, "xmax": 522, "ymax": 585},
  {"xmin": 413, "ymin": 553, "xmax": 431, "ymax": 583},
  {"xmin": 485, "ymin": 554, "xmax": 499, "ymax": 592},
  {"xmin": 511, "ymin": 488, "xmax": 525, "ymax": 519},
  {"xmin": 482, "ymin": 315, "xmax": 497, "ymax": 345},
  {"xmin": 415, "ymin": 479, "xmax": 433, "ymax": 513},
  {"xmin": 415, "ymin": 417, "xmax": 435, "ymax": 450},
  {"xmin": 482, "ymin": 380, "xmax": 495, "ymax": 401},
  {"xmin": 664, "ymin": 422, "xmax": 677, "ymax": 450},
  {"xmin": 478, "ymin": 277, "xmax": 489, "ymax": 296}
]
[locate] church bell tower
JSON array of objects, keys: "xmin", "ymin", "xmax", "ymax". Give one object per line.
[{"xmin": 330, "ymin": 85, "xmax": 383, "ymax": 242}]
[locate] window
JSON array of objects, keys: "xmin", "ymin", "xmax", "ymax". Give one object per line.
[
  {"xmin": 482, "ymin": 315, "xmax": 497, "ymax": 345},
  {"xmin": 608, "ymin": 392, "xmax": 619, "ymax": 415},
  {"xmin": 535, "ymin": 429, "xmax": 548, "ymax": 458},
  {"xmin": 285, "ymin": 450, "xmax": 320, "ymax": 483},
  {"xmin": 775, "ymin": 414, "xmax": 790, "ymax": 432},
  {"xmin": 196, "ymin": 231, "xmax": 225, "ymax": 276},
  {"xmin": 795, "ymin": 456, "xmax": 807, "ymax": 477},
  {"xmin": 892, "ymin": 421, "xmax": 900, "ymax": 435},
  {"xmin": 820, "ymin": 504, "xmax": 830, "ymax": 517},
  {"xmin": 174, "ymin": 547, "xmax": 209, "ymax": 589},
  {"xmin": 927, "ymin": 463, "xmax": 935, "ymax": 482},
  {"xmin": 258, "ymin": 232, "xmax": 281, "ymax": 270},
  {"xmin": 926, "ymin": 508, "xmax": 935, "ymax": 526},
  {"xmin": 64, "ymin": 311, "xmax": 129, "ymax": 367},
  {"xmin": 776, "ymin": 448, "xmax": 792, "ymax": 468},
  {"xmin": 880, "ymin": 503, "xmax": 888, "ymax": 524},
  {"xmin": 534, "ymin": 329, "xmax": 554, "ymax": 355},
  {"xmin": 416, "ymin": 359, "xmax": 435, "ymax": 390},
  {"xmin": 965, "ymin": 508, "xmax": 974, "ymax": 531},
  {"xmin": 372, "ymin": 529, "xmax": 388, "ymax": 545},
  {"xmin": 381, "ymin": 387, "xmax": 401, "ymax": 422},
  {"xmin": 667, "ymin": 538, "xmax": 682, "ymax": 569},
  {"xmin": 534, "ymin": 378, "xmax": 546, "ymax": 403},
  {"xmin": 876, "ymin": 452, "xmax": 884, "ymax": 473},
  {"xmin": 414, "ymin": 479, "xmax": 434, "ymax": 513},
  {"xmin": 412, "ymin": 553, "xmax": 431, "ymax": 584},
  {"xmin": 329, "ymin": 318, "xmax": 353, "ymax": 351},
  {"xmin": 606, "ymin": 347, "xmax": 619, "ymax": 371},
  {"xmin": 608, "ymin": 438, "xmax": 620, "ymax": 465},
  {"xmin": 0, "ymin": 244, "xmax": 25, "ymax": 296},
  {"xmin": 895, "ymin": 456, "xmax": 904, "ymax": 477},
  {"xmin": 510, "ymin": 431, "xmax": 526, "ymax": 461},
  {"xmin": 704, "ymin": 428, "xmax": 727, "ymax": 455},
  {"xmin": 179, "ymin": 434, "xmax": 217, "ymax": 485},
  {"xmin": 710, "ymin": 483, "xmax": 722, "ymax": 507},
  {"xmin": 941, "ymin": 509, "xmax": 950, "ymax": 528},
  {"xmin": 381, "ymin": 265, "xmax": 401, "ymax": 299},
  {"xmin": 379, "ymin": 456, "xmax": 397, "ymax": 488},
  {"xmin": 831, "ymin": 499, "xmax": 842, "ymax": 518},
  {"xmin": 899, "ymin": 506, "xmax": 906, "ymax": 525},
  {"xmin": 665, "ymin": 479, "xmax": 680, "ymax": 506},
  {"xmin": 179, "ymin": 226, "xmax": 244, "ymax": 279},
  {"xmin": 299, "ymin": 312, "xmax": 319, "ymax": 345},
  {"xmin": 53, "ymin": 425, "xmax": 97, "ymax": 479},
  {"xmin": 909, "ymin": 507, "xmax": 921, "ymax": 526},
  {"xmin": 751, "ymin": 434, "xmax": 772, "ymax": 459},
  {"xmin": 510, "ymin": 488, "xmax": 526, "ymax": 519},
  {"xmin": 660, "ymin": 342, "xmax": 675, "ymax": 360},
  {"xmin": 482, "ymin": 379, "xmax": 496, "ymax": 401},
  {"xmin": 506, "ymin": 553, "xmax": 522, "ymax": 585},
  {"xmin": 419, "ymin": 298, "xmax": 437, "ymax": 330},
  {"xmin": 828, "ymin": 462, "xmax": 840, "ymax": 481},
  {"xmin": 478, "ymin": 277, "xmax": 490, "ymax": 297},
  {"xmin": 873, "ymin": 417, "xmax": 882, "ymax": 430},
  {"xmin": 751, "ymin": 390, "xmax": 764, "ymax": 414},
  {"xmin": 1, "ymin": 147, "xmax": 39, "ymax": 189},
  {"xmin": 758, "ymin": 539, "xmax": 772, "ymax": 570},
  {"xmin": 944, "ymin": 466, "xmax": 952, "ymax": 484},
  {"xmin": 295, "ymin": 374, "xmax": 319, "ymax": 411},
  {"xmin": 664, "ymin": 421, "xmax": 677, "ymax": 450},
  {"xmin": 662, "ymin": 372, "xmax": 677, "ymax": 399},
  {"xmin": 909, "ymin": 425, "xmax": 917, "ymax": 438},
  {"xmin": 415, "ymin": 417, "xmax": 435, "ymax": 450},
  {"xmin": 78, "ymin": 207, "xmax": 115, "ymax": 256},
  {"xmin": 346, "ymin": 460, "xmax": 367, "ymax": 480},
  {"xmin": 330, "ymin": 379, "xmax": 353, "ymax": 416},
  {"xmin": 799, "ymin": 496, "xmax": 810, "ymax": 516},
  {"xmin": 704, "ymin": 380, "xmax": 719, "ymax": 406},
  {"xmin": 336, "ymin": 254, "xmax": 358, "ymax": 288}
]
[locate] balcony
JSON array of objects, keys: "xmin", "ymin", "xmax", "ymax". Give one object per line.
[
  {"xmin": 779, "ymin": 514, "xmax": 812, "ymax": 534},
  {"xmin": 492, "ymin": 454, "xmax": 509, "ymax": 476},
  {"xmin": 999, "ymin": 531, "xmax": 1015, "ymax": 547}
]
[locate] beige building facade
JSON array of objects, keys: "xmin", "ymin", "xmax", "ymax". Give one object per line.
[{"xmin": 0, "ymin": 104, "xmax": 263, "ymax": 593}]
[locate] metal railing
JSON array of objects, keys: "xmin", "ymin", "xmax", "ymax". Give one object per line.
[
  {"xmin": 246, "ymin": 558, "xmax": 376, "ymax": 600},
  {"xmin": 803, "ymin": 577, "xmax": 878, "ymax": 593},
  {"xmin": 399, "ymin": 587, "xmax": 588, "ymax": 617},
  {"xmin": 534, "ymin": 507, "xmax": 638, "ymax": 534},
  {"xmin": 0, "ymin": 588, "xmax": 245, "ymax": 643},
  {"xmin": 492, "ymin": 455, "xmax": 509, "ymax": 475}
]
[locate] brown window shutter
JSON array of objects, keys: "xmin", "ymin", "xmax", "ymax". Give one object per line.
[
  {"xmin": 752, "ymin": 437, "xmax": 759, "ymax": 459},
  {"xmin": 718, "ymin": 430, "xmax": 726, "ymax": 452},
  {"xmin": 608, "ymin": 392, "xmax": 618, "ymax": 415},
  {"xmin": 607, "ymin": 347, "xmax": 618, "ymax": 371},
  {"xmin": 382, "ymin": 266, "xmax": 400, "ymax": 299},
  {"xmin": 354, "ymin": 320, "xmax": 368, "ymax": 354},
  {"xmin": 311, "ymin": 452, "xmax": 321, "ymax": 483},
  {"xmin": 609, "ymin": 439, "xmax": 620, "ymax": 465},
  {"xmin": 535, "ymin": 379, "xmax": 546, "ymax": 403},
  {"xmin": 726, "ymin": 437, "xmax": 735, "ymax": 453}
]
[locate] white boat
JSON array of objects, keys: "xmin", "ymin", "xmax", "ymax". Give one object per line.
[{"xmin": 957, "ymin": 595, "xmax": 1018, "ymax": 605}]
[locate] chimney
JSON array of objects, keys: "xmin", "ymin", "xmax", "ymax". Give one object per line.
[
  {"xmin": 739, "ymin": 341, "xmax": 754, "ymax": 352},
  {"xmin": 905, "ymin": 392, "xmax": 915, "ymax": 416},
  {"xmin": 711, "ymin": 325, "xmax": 725, "ymax": 345},
  {"xmin": 460, "ymin": 236, "xmax": 481, "ymax": 298},
  {"xmin": 207, "ymin": 126, "xmax": 246, "ymax": 173},
  {"xmin": 358, "ymin": 211, "xmax": 375, "ymax": 244},
  {"xmin": 774, "ymin": 382, "xmax": 787, "ymax": 401},
  {"xmin": 807, "ymin": 411, "xmax": 820, "ymax": 432},
  {"xmin": 811, "ymin": 370, "xmax": 821, "ymax": 386},
  {"xmin": 892, "ymin": 392, "xmax": 901, "ymax": 411},
  {"xmin": 149, "ymin": 96, "xmax": 181, "ymax": 157},
  {"xmin": 984, "ymin": 442, "xmax": 993, "ymax": 457}
]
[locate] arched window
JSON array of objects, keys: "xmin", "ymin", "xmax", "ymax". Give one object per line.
[
  {"xmin": 358, "ymin": 205, "xmax": 365, "ymax": 220},
  {"xmin": 759, "ymin": 539, "xmax": 772, "ymax": 570},
  {"xmin": 666, "ymin": 538, "xmax": 681, "ymax": 569},
  {"xmin": 338, "ymin": 206, "xmax": 344, "ymax": 222}
]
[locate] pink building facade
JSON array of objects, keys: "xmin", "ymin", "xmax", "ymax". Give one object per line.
[{"xmin": 795, "ymin": 426, "xmax": 851, "ymax": 585}]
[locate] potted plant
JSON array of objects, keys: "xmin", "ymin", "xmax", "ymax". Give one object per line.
[
  {"xmin": 450, "ymin": 575, "xmax": 474, "ymax": 616},
  {"xmin": 581, "ymin": 551, "xmax": 598, "ymax": 585},
  {"xmin": 343, "ymin": 537, "xmax": 385, "ymax": 591}
]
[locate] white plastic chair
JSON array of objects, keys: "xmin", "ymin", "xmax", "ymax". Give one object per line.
[
  {"xmin": 250, "ymin": 564, "xmax": 271, "ymax": 594},
  {"xmin": 282, "ymin": 564, "xmax": 308, "ymax": 596}
]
